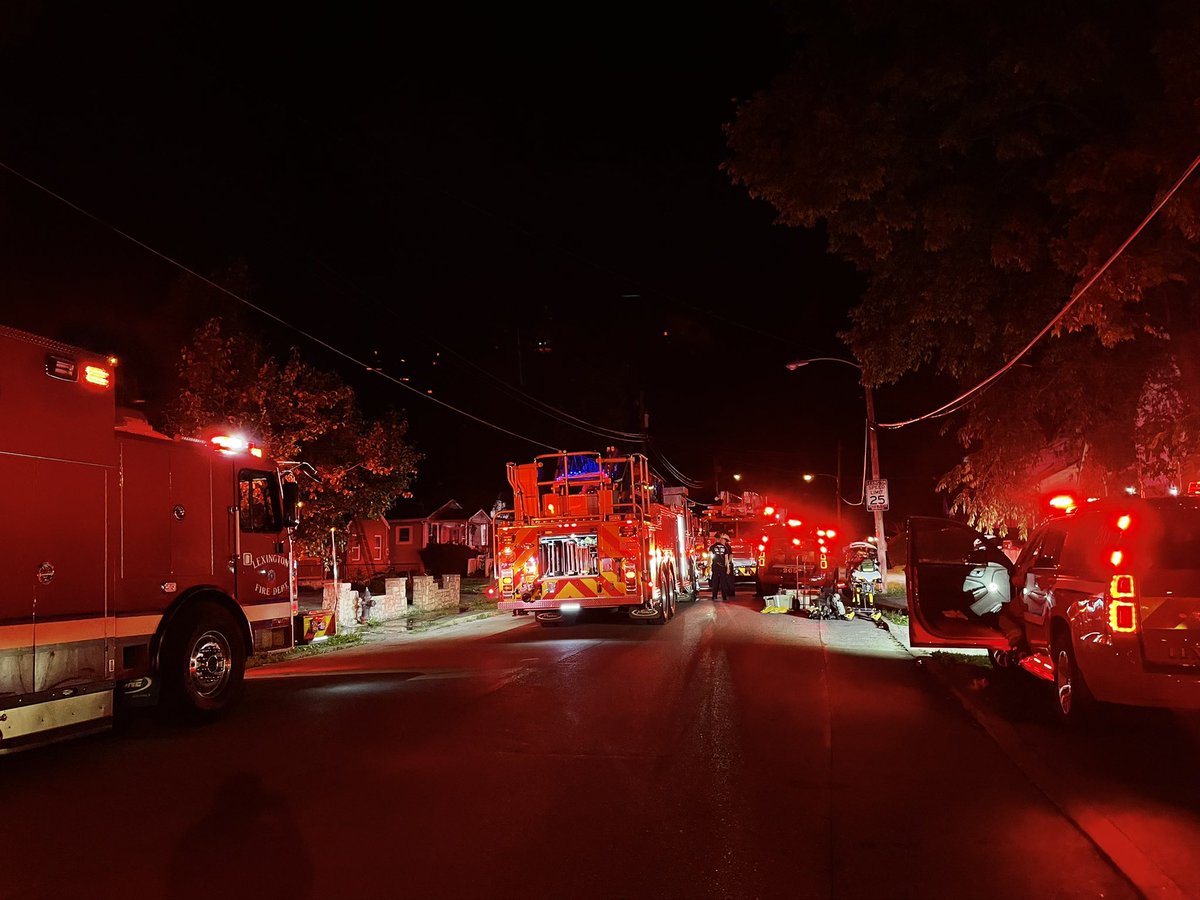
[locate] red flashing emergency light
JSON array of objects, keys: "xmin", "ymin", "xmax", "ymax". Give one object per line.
[
  {"xmin": 763, "ymin": 506, "xmax": 775, "ymax": 516},
  {"xmin": 1047, "ymin": 494, "xmax": 1076, "ymax": 511},
  {"xmin": 210, "ymin": 434, "xmax": 262, "ymax": 457}
]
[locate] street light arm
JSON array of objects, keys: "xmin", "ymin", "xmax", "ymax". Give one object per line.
[{"xmin": 785, "ymin": 357, "xmax": 863, "ymax": 372}]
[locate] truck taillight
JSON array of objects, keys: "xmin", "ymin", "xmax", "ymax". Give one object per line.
[{"xmin": 1108, "ymin": 574, "xmax": 1138, "ymax": 633}]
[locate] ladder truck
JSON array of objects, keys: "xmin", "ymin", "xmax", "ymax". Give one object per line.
[{"xmin": 493, "ymin": 450, "xmax": 697, "ymax": 626}]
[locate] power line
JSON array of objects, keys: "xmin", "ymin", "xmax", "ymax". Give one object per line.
[
  {"xmin": 878, "ymin": 148, "xmax": 1200, "ymax": 429},
  {"xmin": 305, "ymin": 255, "xmax": 648, "ymax": 442},
  {"xmin": 0, "ymin": 157, "xmax": 561, "ymax": 452}
]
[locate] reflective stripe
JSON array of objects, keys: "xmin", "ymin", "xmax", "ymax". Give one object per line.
[
  {"xmin": 244, "ymin": 601, "xmax": 291, "ymax": 622},
  {"xmin": 33, "ymin": 618, "xmax": 110, "ymax": 644},
  {"xmin": 0, "ymin": 623, "xmax": 34, "ymax": 651},
  {"xmin": 114, "ymin": 614, "xmax": 165, "ymax": 639},
  {"xmin": 0, "ymin": 601, "xmax": 278, "ymax": 652}
]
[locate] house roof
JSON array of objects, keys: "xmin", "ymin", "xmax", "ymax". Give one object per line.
[
  {"xmin": 427, "ymin": 500, "xmax": 466, "ymax": 521},
  {"xmin": 385, "ymin": 498, "xmax": 488, "ymax": 524},
  {"xmin": 385, "ymin": 497, "xmax": 436, "ymax": 520}
]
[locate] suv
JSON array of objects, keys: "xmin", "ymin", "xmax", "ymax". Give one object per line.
[{"xmin": 905, "ymin": 495, "xmax": 1200, "ymax": 723}]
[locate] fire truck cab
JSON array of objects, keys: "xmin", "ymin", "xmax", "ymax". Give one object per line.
[
  {"xmin": 493, "ymin": 451, "xmax": 696, "ymax": 625},
  {"xmin": 0, "ymin": 325, "xmax": 299, "ymax": 753}
]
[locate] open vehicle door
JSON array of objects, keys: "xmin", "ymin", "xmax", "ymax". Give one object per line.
[{"xmin": 906, "ymin": 517, "xmax": 1014, "ymax": 650}]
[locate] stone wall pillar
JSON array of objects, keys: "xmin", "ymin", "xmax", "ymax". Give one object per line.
[
  {"xmin": 381, "ymin": 577, "xmax": 409, "ymax": 619},
  {"xmin": 334, "ymin": 583, "xmax": 358, "ymax": 629}
]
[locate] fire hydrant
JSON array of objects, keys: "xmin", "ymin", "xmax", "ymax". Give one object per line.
[{"xmin": 357, "ymin": 586, "xmax": 375, "ymax": 625}]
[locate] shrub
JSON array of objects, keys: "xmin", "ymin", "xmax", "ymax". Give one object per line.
[{"xmin": 419, "ymin": 541, "xmax": 480, "ymax": 575}]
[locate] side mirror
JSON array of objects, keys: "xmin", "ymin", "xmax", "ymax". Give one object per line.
[{"xmin": 282, "ymin": 481, "xmax": 300, "ymax": 528}]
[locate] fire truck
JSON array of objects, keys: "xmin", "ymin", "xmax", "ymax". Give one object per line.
[
  {"xmin": 0, "ymin": 325, "xmax": 300, "ymax": 754},
  {"xmin": 493, "ymin": 451, "xmax": 697, "ymax": 625},
  {"xmin": 696, "ymin": 490, "xmax": 767, "ymax": 591},
  {"xmin": 756, "ymin": 519, "xmax": 839, "ymax": 600}
]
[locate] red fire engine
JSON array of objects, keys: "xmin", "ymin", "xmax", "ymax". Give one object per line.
[
  {"xmin": 756, "ymin": 517, "xmax": 840, "ymax": 600},
  {"xmin": 696, "ymin": 490, "xmax": 767, "ymax": 591},
  {"xmin": 0, "ymin": 325, "xmax": 300, "ymax": 753},
  {"xmin": 493, "ymin": 451, "xmax": 697, "ymax": 625}
]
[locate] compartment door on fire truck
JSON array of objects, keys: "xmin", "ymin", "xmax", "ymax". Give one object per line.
[
  {"xmin": 234, "ymin": 468, "xmax": 290, "ymax": 611},
  {"xmin": 5, "ymin": 454, "xmax": 112, "ymax": 696}
]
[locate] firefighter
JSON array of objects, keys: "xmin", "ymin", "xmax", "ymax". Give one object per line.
[
  {"xmin": 708, "ymin": 532, "xmax": 734, "ymax": 601},
  {"xmin": 850, "ymin": 555, "xmax": 881, "ymax": 608}
]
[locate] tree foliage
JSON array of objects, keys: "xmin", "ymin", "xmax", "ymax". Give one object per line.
[
  {"xmin": 723, "ymin": 0, "xmax": 1200, "ymax": 532},
  {"xmin": 166, "ymin": 317, "xmax": 422, "ymax": 555}
]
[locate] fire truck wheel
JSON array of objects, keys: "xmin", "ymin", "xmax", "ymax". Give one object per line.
[
  {"xmin": 661, "ymin": 575, "xmax": 675, "ymax": 620},
  {"xmin": 629, "ymin": 597, "xmax": 668, "ymax": 624},
  {"xmin": 160, "ymin": 603, "xmax": 246, "ymax": 720}
]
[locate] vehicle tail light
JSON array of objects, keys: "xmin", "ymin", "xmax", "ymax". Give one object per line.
[{"xmin": 1108, "ymin": 574, "xmax": 1138, "ymax": 633}]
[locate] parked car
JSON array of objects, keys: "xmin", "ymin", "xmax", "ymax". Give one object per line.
[{"xmin": 905, "ymin": 493, "xmax": 1200, "ymax": 723}]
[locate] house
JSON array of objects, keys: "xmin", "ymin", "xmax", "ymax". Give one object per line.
[{"xmin": 341, "ymin": 499, "xmax": 492, "ymax": 584}]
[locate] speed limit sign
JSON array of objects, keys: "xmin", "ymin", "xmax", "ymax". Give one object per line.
[{"xmin": 866, "ymin": 479, "xmax": 890, "ymax": 511}]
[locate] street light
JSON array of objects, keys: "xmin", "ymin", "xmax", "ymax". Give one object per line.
[
  {"xmin": 802, "ymin": 471, "xmax": 842, "ymax": 529},
  {"xmin": 786, "ymin": 356, "xmax": 888, "ymax": 590}
]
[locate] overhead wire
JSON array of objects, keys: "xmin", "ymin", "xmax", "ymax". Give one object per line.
[
  {"xmin": 0, "ymin": 157, "xmax": 561, "ymax": 452},
  {"xmin": 877, "ymin": 148, "xmax": 1200, "ymax": 430},
  {"xmin": 301, "ymin": 258, "xmax": 649, "ymax": 443},
  {"xmin": 646, "ymin": 437, "xmax": 704, "ymax": 488}
]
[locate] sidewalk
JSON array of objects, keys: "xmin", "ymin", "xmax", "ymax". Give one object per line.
[{"xmin": 274, "ymin": 588, "xmax": 924, "ymax": 664}]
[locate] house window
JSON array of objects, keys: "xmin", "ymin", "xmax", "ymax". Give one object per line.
[
  {"xmin": 373, "ymin": 535, "xmax": 383, "ymax": 560},
  {"xmin": 395, "ymin": 526, "xmax": 412, "ymax": 544},
  {"xmin": 349, "ymin": 543, "xmax": 361, "ymax": 562}
]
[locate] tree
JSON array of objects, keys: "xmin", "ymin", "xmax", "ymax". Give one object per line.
[
  {"xmin": 723, "ymin": 0, "xmax": 1200, "ymax": 532},
  {"xmin": 166, "ymin": 317, "xmax": 422, "ymax": 556}
]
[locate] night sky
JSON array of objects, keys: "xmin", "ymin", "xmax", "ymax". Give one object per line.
[{"xmin": 0, "ymin": 2, "xmax": 959, "ymax": 534}]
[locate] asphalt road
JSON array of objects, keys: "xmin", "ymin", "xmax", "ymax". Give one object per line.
[{"xmin": 1, "ymin": 596, "xmax": 1167, "ymax": 899}]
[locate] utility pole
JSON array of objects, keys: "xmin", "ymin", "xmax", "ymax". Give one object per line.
[
  {"xmin": 864, "ymin": 386, "xmax": 889, "ymax": 591},
  {"xmin": 835, "ymin": 438, "xmax": 842, "ymax": 531},
  {"xmin": 786, "ymin": 356, "xmax": 889, "ymax": 591}
]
